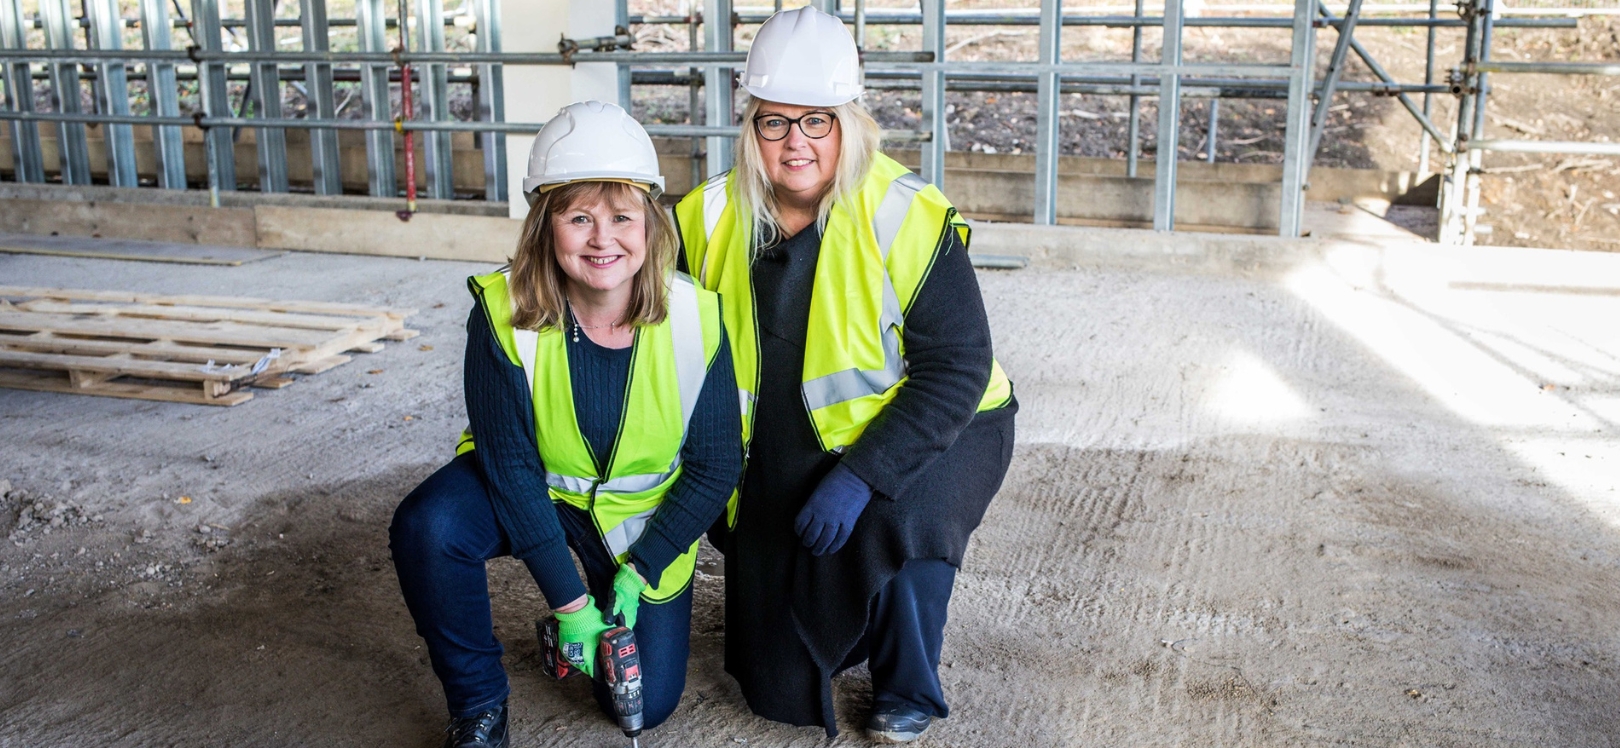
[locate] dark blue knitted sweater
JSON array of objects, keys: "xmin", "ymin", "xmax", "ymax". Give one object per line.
[{"xmin": 463, "ymin": 294, "xmax": 742, "ymax": 608}]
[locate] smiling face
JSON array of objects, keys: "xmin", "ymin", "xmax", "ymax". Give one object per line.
[
  {"xmin": 754, "ymin": 102, "xmax": 843, "ymax": 214},
  {"xmin": 549, "ymin": 191, "xmax": 648, "ymax": 299}
]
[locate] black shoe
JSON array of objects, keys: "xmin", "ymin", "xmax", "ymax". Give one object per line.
[
  {"xmin": 865, "ymin": 704, "xmax": 932, "ymax": 744},
  {"xmin": 442, "ymin": 700, "xmax": 508, "ymax": 748}
]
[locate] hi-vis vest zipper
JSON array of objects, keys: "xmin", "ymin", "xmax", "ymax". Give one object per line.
[
  {"xmin": 675, "ymin": 152, "xmax": 1014, "ymax": 524},
  {"xmin": 456, "ymin": 269, "xmax": 724, "ymax": 602}
]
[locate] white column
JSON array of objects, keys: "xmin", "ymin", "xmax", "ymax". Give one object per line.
[{"xmin": 502, "ymin": 0, "xmax": 620, "ymax": 218}]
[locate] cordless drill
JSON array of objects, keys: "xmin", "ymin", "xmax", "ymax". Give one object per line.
[{"xmin": 538, "ymin": 598, "xmax": 645, "ymax": 748}]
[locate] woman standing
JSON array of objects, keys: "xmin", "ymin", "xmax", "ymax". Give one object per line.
[
  {"xmin": 391, "ymin": 101, "xmax": 741, "ymax": 748},
  {"xmin": 674, "ymin": 8, "xmax": 1017, "ymax": 744}
]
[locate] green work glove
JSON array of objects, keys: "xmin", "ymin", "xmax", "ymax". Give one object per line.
[
  {"xmin": 612, "ymin": 564, "xmax": 649, "ymax": 630},
  {"xmin": 554, "ymin": 596, "xmax": 612, "ymax": 678}
]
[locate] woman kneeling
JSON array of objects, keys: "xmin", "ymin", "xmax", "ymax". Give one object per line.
[{"xmin": 390, "ymin": 101, "xmax": 741, "ymax": 748}]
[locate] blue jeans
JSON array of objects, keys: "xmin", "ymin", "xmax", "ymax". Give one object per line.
[{"xmin": 390, "ymin": 453, "xmax": 692, "ymax": 726}]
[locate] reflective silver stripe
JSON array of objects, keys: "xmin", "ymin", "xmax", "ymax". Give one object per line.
[
  {"xmin": 503, "ymin": 270, "xmax": 540, "ymax": 395},
  {"xmin": 702, "ymin": 172, "xmax": 728, "ymax": 242},
  {"xmin": 801, "ymin": 172, "xmax": 924, "ymax": 412},
  {"xmin": 602, "ymin": 507, "xmax": 658, "ymax": 558},
  {"xmin": 669, "ymin": 273, "xmax": 707, "ymax": 431},
  {"xmin": 739, "ymin": 389, "xmax": 755, "ymax": 418},
  {"xmin": 547, "ymin": 462, "xmax": 681, "ymax": 496},
  {"xmin": 873, "ymin": 172, "xmax": 927, "ymax": 260},
  {"xmin": 545, "ymin": 472, "xmax": 596, "ymax": 495}
]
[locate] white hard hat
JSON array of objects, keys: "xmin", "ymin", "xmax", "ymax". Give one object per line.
[
  {"xmin": 523, "ymin": 100, "xmax": 665, "ymax": 205},
  {"xmin": 739, "ymin": 7, "xmax": 863, "ymax": 107}
]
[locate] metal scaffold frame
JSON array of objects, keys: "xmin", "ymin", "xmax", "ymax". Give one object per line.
[{"xmin": 0, "ymin": 0, "xmax": 1608, "ymax": 243}]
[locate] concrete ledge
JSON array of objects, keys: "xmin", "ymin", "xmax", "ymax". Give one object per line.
[{"xmin": 254, "ymin": 205, "xmax": 515, "ymax": 263}]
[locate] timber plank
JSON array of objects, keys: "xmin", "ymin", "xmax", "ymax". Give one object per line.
[
  {"xmin": 0, "ymin": 310, "xmax": 336, "ymax": 350},
  {"xmin": 0, "ymin": 369, "xmax": 255, "ymax": 406},
  {"xmin": 0, "ymin": 286, "xmax": 416, "ymax": 318},
  {"xmin": 15, "ymin": 300, "xmax": 384, "ymax": 332},
  {"xmin": 0, "ymin": 349, "xmax": 247, "ymax": 383}
]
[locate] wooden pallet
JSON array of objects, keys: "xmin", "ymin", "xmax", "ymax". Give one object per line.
[{"xmin": 0, "ymin": 286, "xmax": 418, "ymax": 406}]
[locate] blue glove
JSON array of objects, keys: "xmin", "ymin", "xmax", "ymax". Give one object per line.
[{"xmin": 793, "ymin": 462, "xmax": 873, "ymax": 556}]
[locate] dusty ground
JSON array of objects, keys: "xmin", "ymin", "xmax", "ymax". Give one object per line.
[{"xmin": 2, "ymin": 223, "xmax": 1619, "ymax": 745}]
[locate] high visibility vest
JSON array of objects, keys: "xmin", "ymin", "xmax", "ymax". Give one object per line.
[
  {"xmin": 675, "ymin": 152, "xmax": 1013, "ymax": 522},
  {"xmin": 456, "ymin": 269, "xmax": 724, "ymax": 602}
]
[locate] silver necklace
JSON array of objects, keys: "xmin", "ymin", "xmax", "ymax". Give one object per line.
[{"xmin": 567, "ymin": 301, "xmax": 624, "ymax": 343}]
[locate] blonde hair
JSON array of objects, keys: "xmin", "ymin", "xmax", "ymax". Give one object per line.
[
  {"xmin": 732, "ymin": 96, "xmax": 882, "ymax": 251},
  {"xmin": 508, "ymin": 181, "xmax": 677, "ymax": 330}
]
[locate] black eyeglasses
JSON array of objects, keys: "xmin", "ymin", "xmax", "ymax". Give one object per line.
[{"xmin": 752, "ymin": 112, "xmax": 838, "ymax": 141}]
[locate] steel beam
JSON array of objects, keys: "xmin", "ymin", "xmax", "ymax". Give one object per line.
[
  {"xmin": 1126, "ymin": 0, "xmax": 1144, "ymax": 178},
  {"xmin": 416, "ymin": 0, "xmax": 454, "ymax": 199},
  {"xmin": 1464, "ymin": 139, "xmax": 1620, "ymax": 156},
  {"xmin": 1152, "ymin": 0, "xmax": 1183, "ymax": 231},
  {"xmin": 919, "ymin": 0, "xmax": 947, "ymax": 188},
  {"xmin": 246, "ymin": 0, "xmax": 289, "ymax": 192},
  {"xmin": 139, "ymin": 0, "xmax": 186, "ymax": 188},
  {"xmin": 191, "ymin": 0, "xmax": 236, "ymax": 192},
  {"xmin": 1277, "ymin": 0, "xmax": 1316, "ymax": 237},
  {"xmin": 86, "ymin": 0, "xmax": 138, "ymax": 186},
  {"xmin": 0, "ymin": 0, "xmax": 43, "ymax": 182},
  {"xmin": 41, "ymin": 0, "xmax": 90, "ymax": 184},
  {"xmin": 702, "ymin": 0, "xmax": 734, "ymax": 179},
  {"xmin": 357, "ymin": 0, "xmax": 398, "ymax": 196},
  {"xmin": 1033, "ymin": 0, "xmax": 1062, "ymax": 225},
  {"xmin": 1306, "ymin": 0, "xmax": 1363, "ymax": 171},
  {"xmin": 301, "ymin": 0, "xmax": 342, "ymax": 195},
  {"xmin": 1419, "ymin": 0, "xmax": 1437, "ymax": 174},
  {"xmin": 1206, "ymin": 98, "xmax": 1218, "ymax": 163},
  {"xmin": 615, "ymin": 0, "xmax": 632, "ymax": 108},
  {"xmin": 470, "ymin": 0, "xmax": 505, "ymax": 202}
]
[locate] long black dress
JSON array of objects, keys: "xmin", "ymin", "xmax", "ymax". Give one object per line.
[{"xmin": 694, "ymin": 220, "xmax": 1018, "ymax": 736}]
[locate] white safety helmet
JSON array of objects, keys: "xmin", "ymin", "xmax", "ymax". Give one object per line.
[
  {"xmin": 522, "ymin": 100, "xmax": 665, "ymax": 205},
  {"xmin": 739, "ymin": 6, "xmax": 863, "ymax": 107}
]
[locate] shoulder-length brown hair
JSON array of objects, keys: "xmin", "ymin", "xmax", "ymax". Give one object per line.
[{"xmin": 508, "ymin": 180, "xmax": 677, "ymax": 331}]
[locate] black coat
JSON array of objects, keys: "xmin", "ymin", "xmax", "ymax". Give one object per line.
[{"xmin": 687, "ymin": 220, "xmax": 1018, "ymax": 736}]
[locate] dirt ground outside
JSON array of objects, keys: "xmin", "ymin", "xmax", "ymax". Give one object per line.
[{"xmin": 2, "ymin": 227, "xmax": 1618, "ymax": 746}]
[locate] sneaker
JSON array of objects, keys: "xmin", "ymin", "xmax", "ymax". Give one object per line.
[
  {"xmin": 866, "ymin": 704, "xmax": 932, "ymax": 744},
  {"xmin": 442, "ymin": 700, "xmax": 508, "ymax": 748}
]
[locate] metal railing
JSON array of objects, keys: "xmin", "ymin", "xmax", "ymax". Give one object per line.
[{"xmin": 0, "ymin": 0, "xmax": 1609, "ymax": 242}]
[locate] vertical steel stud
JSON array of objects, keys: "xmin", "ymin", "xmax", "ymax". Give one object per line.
[
  {"xmin": 41, "ymin": 0, "xmax": 91, "ymax": 184},
  {"xmin": 1206, "ymin": 98, "xmax": 1218, "ymax": 163},
  {"xmin": 1419, "ymin": 0, "xmax": 1437, "ymax": 175},
  {"xmin": 1152, "ymin": 0, "xmax": 1183, "ymax": 231},
  {"xmin": 1033, "ymin": 0, "xmax": 1062, "ymax": 225},
  {"xmin": 0, "ymin": 0, "xmax": 44, "ymax": 183},
  {"xmin": 1277, "ymin": 0, "xmax": 1317, "ymax": 237},
  {"xmin": 1126, "ymin": 0, "xmax": 1144, "ymax": 178},
  {"xmin": 416, "ymin": 0, "xmax": 453, "ymax": 199},
  {"xmin": 139, "ymin": 0, "xmax": 186, "ymax": 189},
  {"xmin": 919, "ymin": 0, "xmax": 946, "ymax": 188},
  {"xmin": 702, "ymin": 0, "xmax": 733, "ymax": 179},
  {"xmin": 301, "ymin": 0, "xmax": 342, "ymax": 195},
  {"xmin": 357, "ymin": 0, "xmax": 398, "ymax": 196},
  {"xmin": 614, "ymin": 0, "xmax": 631, "ymax": 109},
  {"xmin": 469, "ymin": 0, "xmax": 505, "ymax": 202},
  {"xmin": 86, "ymin": 0, "xmax": 138, "ymax": 187},
  {"xmin": 191, "ymin": 0, "xmax": 237, "ymax": 192},
  {"xmin": 245, "ymin": 0, "xmax": 289, "ymax": 192}
]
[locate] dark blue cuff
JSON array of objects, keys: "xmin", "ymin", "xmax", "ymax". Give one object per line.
[{"xmin": 518, "ymin": 540, "xmax": 587, "ymax": 609}]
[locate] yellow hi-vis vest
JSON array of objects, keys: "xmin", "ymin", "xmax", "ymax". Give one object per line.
[
  {"xmin": 456, "ymin": 269, "xmax": 724, "ymax": 602},
  {"xmin": 675, "ymin": 153, "xmax": 1014, "ymax": 519}
]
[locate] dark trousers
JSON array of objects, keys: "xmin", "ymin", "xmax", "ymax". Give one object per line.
[
  {"xmin": 838, "ymin": 558, "xmax": 958, "ymax": 718},
  {"xmin": 390, "ymin": 453, "xmax": 692, "ymax": 726}
]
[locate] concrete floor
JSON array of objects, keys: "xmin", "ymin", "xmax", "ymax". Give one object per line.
[{"xmin": 1, "ymin": 222, "xmax": 1617, "ymax": 746}]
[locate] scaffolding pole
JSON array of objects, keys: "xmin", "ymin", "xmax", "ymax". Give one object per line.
[
  {"xmin": 1033, "ymin": 0, "xmax": 1063, "ymax": 225},
  {"xmin": 1153, "ymin": 0, "xmax": 1184, "ymax": 231},
  {"xmin": 1278, "ymin": 0, "xmax": 1317, "ymax": 237},
  {"xmin": 0, "ymin": 0, "xmax": 44, "ymax": 183}
]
